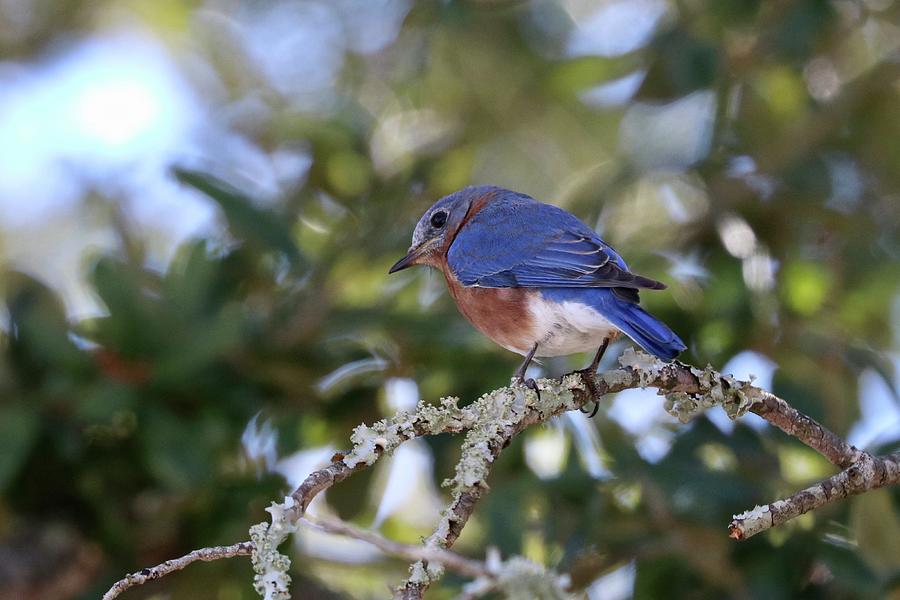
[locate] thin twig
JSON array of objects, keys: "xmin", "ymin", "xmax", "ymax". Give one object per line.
[
  {"xmin": 303, "ymin": 515, "xmax": 490, "ymax": 579},
  {"xmin": 101, "ymin": 542, "xmax": 255, "ymax": 600}
]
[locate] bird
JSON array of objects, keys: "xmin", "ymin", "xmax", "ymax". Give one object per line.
[{"xmin": 389, "ymin": 185, "xmax": 685, "ymax": 413}]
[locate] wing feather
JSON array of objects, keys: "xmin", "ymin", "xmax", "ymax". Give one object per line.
[{"xmin": 447, "ymin": 194, "xmax": 665, "ymax": 297}]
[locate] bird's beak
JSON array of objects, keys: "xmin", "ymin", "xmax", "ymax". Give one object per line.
[{"xmin": 389, "ymin": 240, "xmax": 435, "ymax": 273}]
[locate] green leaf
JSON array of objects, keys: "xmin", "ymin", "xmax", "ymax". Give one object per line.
[
  {"xmin": 0, "ymin": 403, "xmax": 39, "ymax": 491},
  {"xmin": 164, "ymin": 241, "xmax": 222, "ymax": 320},
  {"xmin": 5, "ymin": 271, "xmax": 87, "ymax": 376},
  {"xmin": 141, "ymin": 409, "xmax": 215, "ymax": 492},
  {"xmin": 172, "ymin": 167, "xmax": 305, "ymax": 269},
  {"xmin": 152, "ymin": 302, "xmax": 245, "ymax": 384}
]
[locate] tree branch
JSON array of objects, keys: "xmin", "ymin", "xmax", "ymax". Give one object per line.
[
  {"xmin": 729, "ymin": 451, "xmax": 900, "ymax": 540},
  {"xmin": 102, "ymin": 349, "xmax": 900, "ymax": 599},
  {"xmin": 393, "ymin": 349, "xmax": 894, "ymax": 596},
  {"xmin": 741, "ymin": 387, "xmax": 863, "ymax": 468},
  {"xmin": 101, "ymin": 542, "xmax": 254, "ymax": 600}
]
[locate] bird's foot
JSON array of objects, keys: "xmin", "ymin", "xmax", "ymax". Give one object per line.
[
  {"xmin": 576, "ymin": 338, "xmax": 611, "ymax": 418},
  {"xmin": 513, "ymin": 376, "xmax": 541, "ymax": 400},
  {"xmin": 512, "ymin": 342, "xmax": 541, "ymax": 400},
  {"xmin": 576, "ymin": 367, "xmax": 602, "ymax": 418}
]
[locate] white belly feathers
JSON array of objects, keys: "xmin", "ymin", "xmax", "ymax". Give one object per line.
[{"xmin": 525, "ymin": 295, "xmax": 620, "ymax": 357}]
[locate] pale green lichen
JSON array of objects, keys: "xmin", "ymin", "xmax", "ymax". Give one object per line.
[
  {"xmin": 461, "ymin": 555, "xmax": 575, "ymax": 599},
  {"xmin": 342, "ymin": 422, "xmax": 385, "ymax": 468},
  {"xmin": 560, "ymin": 372, "xmax": 586, "ymax": 392},
  {"xmin": 664, "ymin": 364, "xmax": 758, "ymax": 423},
  {"xmin": 249, "ymin": 495, "xmax": 296, "ymax": 600},
  {"xmin": 534, "ymin": 377, "xmax": 580, "ymax": 413},
  {"xmin": 444, "ymin": 387, "xmax": 524, "ymax": 492},
  {"xmin": 342, "ymin": 396, "xmax": 484, "ymax": 468},
  {"xmin": 617, "ymin": 348, "xmax": 664, "ymax": 387},
  {"xmin": 732, "ymin": 503, "xmax": 772, "ymax": 523},
  {"xmin": 598, "ymin": 368, "xmax": 634, "ymax": 388},
  {"xmin": 415, "ymin": 395, "xmax": 471, "ymax": 432},
  {"xmin": 493, "ymin": 557, "xmax": 574, "ymax": 600},
  {"xmin": 407, "ymin": 560, "xmax": 431, "ymax": 585},
  {"xmin": 405, "ymin": 555, "xmax": 446, "ymax": 587},
  {"xmin": 664, "ymin": 391, "xmax": 718, "ymax": 423}
]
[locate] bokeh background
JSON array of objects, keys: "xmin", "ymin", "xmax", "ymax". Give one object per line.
[{"xmin": 1, "ymin": 0, "xmax": 899, "ymax": 598}]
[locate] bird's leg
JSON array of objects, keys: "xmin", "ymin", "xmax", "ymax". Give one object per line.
[
  {"xmin": 513, "ymin": 342, "xmax": 540, "ymax": 397},
  {"xmin": 586, "ymin": 337, "xmax": 611, "ymax": 374},
  {"xmin": 579, "ymin": 337, "xmax": 611, "ymax": 418}
]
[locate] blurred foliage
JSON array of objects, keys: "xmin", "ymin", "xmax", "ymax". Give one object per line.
[{"xmin": 1, "ymin": 0, "xmax": 900, "ymax": 599}]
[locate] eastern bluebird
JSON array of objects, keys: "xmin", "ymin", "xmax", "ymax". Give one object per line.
[{"xmin": 389, "ymin": 186, "xmax": 685, "ymax": 406}]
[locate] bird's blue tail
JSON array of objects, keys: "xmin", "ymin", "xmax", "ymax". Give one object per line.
[{"xmin": 601, "ymin": 297, "xmax": 686, "ymax": 361}]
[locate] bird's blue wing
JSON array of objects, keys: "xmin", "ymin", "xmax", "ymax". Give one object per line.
[{"xmin": 447, "ymin": 195, "xmax": 664, "ymax": 294}]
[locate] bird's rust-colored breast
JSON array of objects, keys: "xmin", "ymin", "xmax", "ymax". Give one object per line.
[
  {"xmin": 441, "ymin": 263, "xmax": 536, "ymax": 356},
  {"xmin": 432, "ymin": 186, "xmax": 537, "ymax": 355}
]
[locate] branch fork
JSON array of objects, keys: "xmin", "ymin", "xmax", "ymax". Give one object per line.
[{"xmin": 103, "ymin": 349, "xmax": 900, "ymax": 599}]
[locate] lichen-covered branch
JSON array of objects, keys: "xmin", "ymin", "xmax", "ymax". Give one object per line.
[
  {"xmin": 394, "ymin": 377, "xmax": 586, "ymax": 598},
  {"xmin": 606, "ymin": 351, "xmax": 862, "ymax": 468},
  {"xmin": 102, "ymin": 349, "xmax": 900, "ymax": 598},
  {"xmin": 729, "ymin": 451, "xmax": 900, "ymax": 540},
  {"xmin": 287, "ymin": 396, "xmax": 477, "ymax": 523},
  {"xmin": 392, "ymin": 349, "xmax": 897, "ymax": 596},
  {"xmin": 101, "ymin": 542, "xmax": 254, "ymax": 600}
]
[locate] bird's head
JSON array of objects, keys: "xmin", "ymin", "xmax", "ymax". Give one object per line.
[{"xmin": 389, "ymin": 185, "xmax": 501, "ymax": 273}]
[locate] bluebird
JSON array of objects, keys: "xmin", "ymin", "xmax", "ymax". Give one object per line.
[{"xmin": 389, "ymin": 186, "xmax": 685, "ymax": 412}]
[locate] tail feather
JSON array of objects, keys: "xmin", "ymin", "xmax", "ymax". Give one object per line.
[{"xmin": 603, "ymin": 299, "xmax": 685, "ymax": 361}]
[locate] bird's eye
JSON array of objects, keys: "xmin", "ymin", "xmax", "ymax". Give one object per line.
[{"xmin": 430, "ymin": 210, "xmax": 448, "ymax": 229}]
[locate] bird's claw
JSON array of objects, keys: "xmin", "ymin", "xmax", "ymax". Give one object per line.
[
  {"xmin": 577, "ymin": 368, "xmax": 601, "ymax": 418},
  {"xmin": 580, "ymin": 400, "xmax": 600, "ymax": 418}
]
